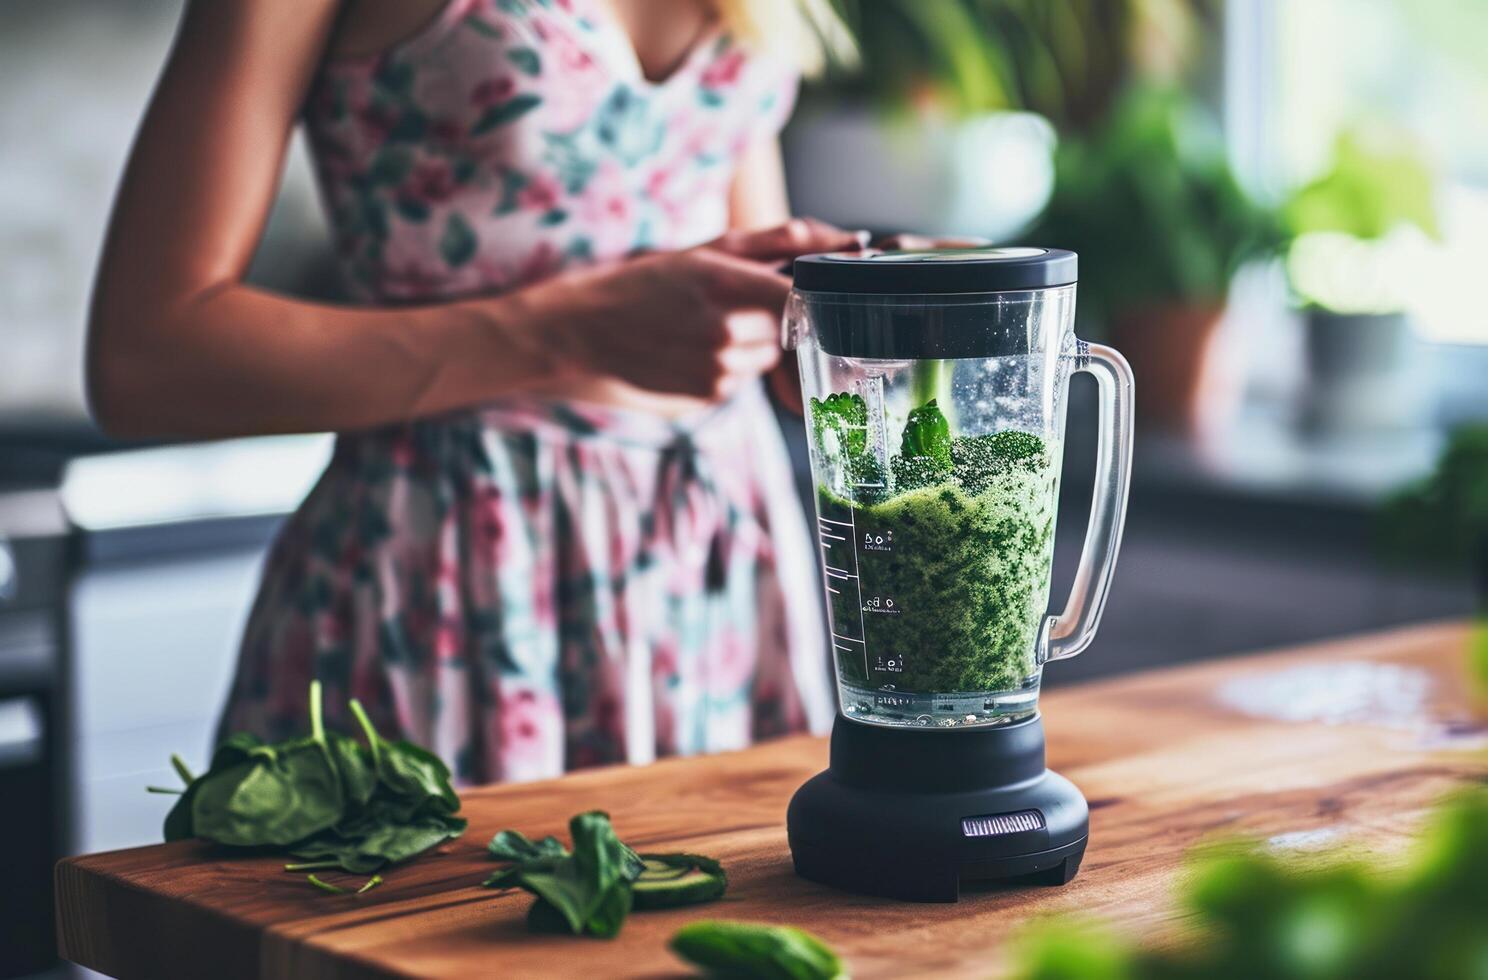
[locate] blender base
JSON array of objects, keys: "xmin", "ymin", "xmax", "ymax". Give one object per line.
[{"xmin": 787, "ymin": 714, "xmax": 1089, "ymax": 902}]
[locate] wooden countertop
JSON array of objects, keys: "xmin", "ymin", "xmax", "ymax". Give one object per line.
[{"xmin": 56, "ymin": 621, "xmax": 1486, "ymax": 979}]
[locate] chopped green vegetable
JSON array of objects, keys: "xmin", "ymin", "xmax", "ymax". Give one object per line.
[
  {"xmin": 670, "ymin": 921, "xmax": 846, "ymax": 980},
  {"xmin": 810, "ymin": 392, "xmax": 868, "ymax": 459},
  {"xmin": 810, "ymin": 392, "xmax": 885, "ymax": 503},
  {"xmin": 484, "ymin": 811, "xmax": 644, "ymax": 939},
  {"xmin": 489, "ymin": 829, "xmax": 569, "ymax": 864},
  {"xmin": 306, "ymin": 873, "xmax": 348, "ymax": 895},
  {"xmin": 155, "ymin": 682, "xmax": 465, "ymax": 874},
  {"xmin": 821, "ymin": 420, "xmax": 1060, "ymax": 695},
  {"xmin": 484, "ymin": 815, "xmax": 728, "ymax": 937},
  {"xmin": 632, "ymin": 854, "xmax": 728, "ymax": 909},
  {"xmin": 900, "ymin": 399, "xmax": 952, "ymax": 468},
  {"xmin": 302, "ymin": 871, "xmax": 382, "ymax": 896}
]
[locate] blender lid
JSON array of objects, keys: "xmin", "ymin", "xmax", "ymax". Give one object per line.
[{"xmin": 793, "ymin": 247, "xmax": 1077, "ymax": 295}]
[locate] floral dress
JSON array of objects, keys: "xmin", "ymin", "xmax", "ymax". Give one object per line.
[{"xmin": 218, "ymin": 0, "xmax": 833, "ymax": 783}]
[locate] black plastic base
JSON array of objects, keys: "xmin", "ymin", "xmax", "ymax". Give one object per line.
[{"xmin": 787, "ymin": 714, "xmax": 1089, "ymax": 902}]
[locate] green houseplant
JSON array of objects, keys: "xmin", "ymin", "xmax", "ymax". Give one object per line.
[
  {"xmin": 1282, "ymin": 129, "xmax": 1441, "ymax": 435},
  {"xmin": 1026, "ymin": 85, "xmax": 1278, "ymax": 432},
  {"xmin": 785, "ymin": 0, "xmax": 1211, "ymax": 239}
]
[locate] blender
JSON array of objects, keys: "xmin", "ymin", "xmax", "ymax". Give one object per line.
[{"xmin": 783, "ymin": 247, "xmax": 1134, "ymax": 901}]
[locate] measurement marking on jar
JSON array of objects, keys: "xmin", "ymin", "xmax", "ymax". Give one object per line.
[{"xmin": 817, "ymin": 509, "xmax": 869, "ymax": 678}]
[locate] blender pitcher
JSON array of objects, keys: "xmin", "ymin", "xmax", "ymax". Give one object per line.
[
  {"xmin": 784, "ymin": 248, "xmax": 1134, "ymax": 901},
  {"xmin": 784, "ymin": 247, "xmax": 1133, "ymax": 728}
]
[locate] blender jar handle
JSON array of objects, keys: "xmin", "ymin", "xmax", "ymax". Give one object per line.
[{"xmin": 1046, "ymin": 340, "xmax": 1135, "ymax": 662}]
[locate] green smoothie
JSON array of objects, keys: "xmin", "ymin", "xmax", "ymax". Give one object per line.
[{"xmin": 813, "ymin": 396, "xmax": 1059, "ymax": 696}]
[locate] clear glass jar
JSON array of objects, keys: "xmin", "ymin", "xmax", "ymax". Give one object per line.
[{"xmin": 784, "ymin": 248, "xmax": 1134, "ymax": 729}]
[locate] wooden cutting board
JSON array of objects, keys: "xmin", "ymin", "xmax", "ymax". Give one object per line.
[{"xmin": 56, "ymin": 621, "xmax": 1486, "ymax": 979}]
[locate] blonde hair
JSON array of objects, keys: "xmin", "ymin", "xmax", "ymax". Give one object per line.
[{"xmin": 713, "ymin": 0, "xmax": 856, "ymax": 75}]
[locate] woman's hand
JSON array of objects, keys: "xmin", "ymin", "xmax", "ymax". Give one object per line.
[{"xmin": 545, "ymin": 220, "xmax": 863, "ymax": 401}]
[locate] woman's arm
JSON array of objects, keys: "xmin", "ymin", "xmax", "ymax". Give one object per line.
[
  {"xmin": 88, "ymin": 0, "xmax": 575, "ymax": 439},
  {"xmin": 90, "ymin": 3, "xmax": 856, "ymax": 440}
]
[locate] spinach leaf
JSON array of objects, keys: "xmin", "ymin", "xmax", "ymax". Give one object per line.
[
  {"xmin": 501, "ymin": 811, "xmax": 644, "ymax": 938},
  {"xmin": 483, "ymin": 815, "xmax": 726, "ymax": 937},
  {"xmin": 162, "ymin": 781, "xmax": 199, "ymax": 842},
  {"xmin": 155, "ymin": 682, "xmax": 465, "ymax": 875},
  {"xmin": 489, "ymin": 829, "xmax": 569, "ymax": 863},
  {"xmin": 190, "ymin": 683, "xmax": 344, "ymax": 847},
  {"xmin": 327, "ymin": 732, "xmax": 376, "ymax": 807},
  {"xmin": 900, "ymin": 399, "xmax": 952, "ymax": 467},
  {"xmin": 670, "ymin": 921, "xmax": 846, "ymax": 980},
  {"xmin": 349, "ymin": 699, "xmax": 460, "ymax": 815}
]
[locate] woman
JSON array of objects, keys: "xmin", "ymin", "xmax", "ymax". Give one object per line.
[{"xmin": 88, "ymin": 0, "xmax": 857, "ymax": 783}]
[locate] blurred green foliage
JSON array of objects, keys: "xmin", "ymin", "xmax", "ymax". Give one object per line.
[
  {"xmin": 1283, "ymin": 129, "xmax": 1441, "ymax": 242},
  {"xmin": 817, "ymin": 0, "xmax": 1212, "ymax": 133},
  {"xmin": 1025, "ymin": 86, "xmax": 1279, "ymax": 323},
  {"xmin": 1013, "ymin": 784, "xmax": 1488, "ymax": 980},
  {"xmin": 1379, "ymin": 425, "xmax": 1488, "ymax": 575}
]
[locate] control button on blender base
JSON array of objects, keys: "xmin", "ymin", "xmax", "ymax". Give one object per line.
[{"xmin": 961, "ymin": 810, "xmax": 1046, "ymax": 838}]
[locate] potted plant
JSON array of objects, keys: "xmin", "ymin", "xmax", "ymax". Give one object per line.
[
  {"xmin": 784, "ymin": 0, "xmax": 1209, "ymax": 240},
  {"xmin": 1379, "ymin": 425, "xmax": 1488, "ymax": 692},
  {"xmin": 1282, "ymin": 128, "xmax": 1441, "ymax": 437},
  {"xmin": 1026, "ymin": 85, "xmax": 1278, "ymax": 433}
]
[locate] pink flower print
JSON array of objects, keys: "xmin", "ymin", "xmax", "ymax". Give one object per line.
[
  {"xmin": 389, "ymin": 434, "xmax": 417, "ymax": 470},
  {"xmin": 496, "ymin": 685, "xmax": 564, "ymax": 780},
  {"xmin": 468, "ymin": 484, "xmax": 505, "ymax": 554},
  {"xmin": 358, "ymin": 103, "xmax": 399, "ymax": 142},
  {"xmin": 701, "ymin": 49, "xmax": 747, "ymax": 90},
  {"xmin": 471, "ymin": 76, "xmax": 515, "ymax": 107},
  {"xmin": 533, "ymin": 16, "xmax": 597, "ymax": 75},
  {"xmin": 433, "ymin": 620, "xmax": 461, "ymax": 661},
  {"xmin": 517, "ymin": 171, "xmax": 563, "ymax": 212},
  {"xmin": 708, "ymin": 629, "xmax": 757, "ymax": 698},
  {"xmin": 644, "ymin": 166, "xmax": 672, "ymax": 201},
  {"xmin": 429, "ymin": 118, "xmax": 463, "ymax": 148},
  {"xmin": 405, "ymin": 159, "xmax": 458, "ymax": 204},
  {"xmin": 578, "ymin": 160, "xmax": 636, "ymax": 258}
]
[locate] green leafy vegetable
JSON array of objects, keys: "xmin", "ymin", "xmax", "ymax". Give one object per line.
[
  {"xmin": 670, "ymin": 921, "xmax": 846, "ymax": 980},
  {"xmin": 631, "ymin": 853, "xmax": 728, "ymax": 909},
  {"xmin": 1379, "ymin": 424, "xmax": 1488, "ymax": 572},
  {"xmin": 810, "ymin": 392, "xmax": 868, "ymax": 459},
  {"xmin": 810, "ymin": 393, "xmax": 885, "ymax": 502},
  {"xmin": 155, "ymin": 681, "xmax": 465, "ymax": 875},
  {"xmin": 484, "ymin": 814, "xmax": 727, "ymax": 937},
  {"xmin": 889, "ymin": 399, "xmax": 953, "ymax": 492},
  {"xmin": 1012, "ymin": 784, "xmax": 1488, "ymax": 980},
  {"xmin": 900, "ymin": 398, "xmax": 951, "ymax": 465},
  {"xmin": 484, "ymin": 811, "xmax": 644, "ymax": 938},
  {"xmin": 306, "ymin": 873, "xmax": 349, "ymax": 895},
  {"xmin": 488, "ymin": 828, "xmax": 569, "ymax": 864}
]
